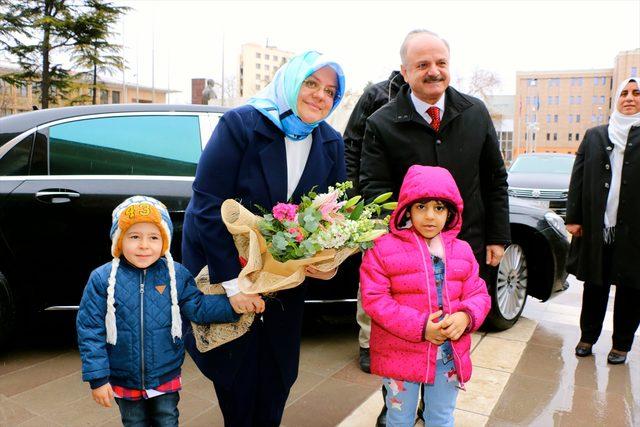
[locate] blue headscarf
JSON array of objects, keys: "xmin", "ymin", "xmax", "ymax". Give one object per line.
[{"xmin": 247, "ymin": 50, "xmax": 345, "ymax": 141}]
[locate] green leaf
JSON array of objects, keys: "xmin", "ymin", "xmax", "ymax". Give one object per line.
[
  {"xmin": 350, "ymin": 201, "xmax": 365, "ymax": 220},
  {"xmin": 381, "ymin": 202, "xmax": 398, "ymax": 210},
  {"xmin": 344, "ymin": 195, "xmax": 361, "ymax": 209},
  {"xmin": 373, "ymin": 192, "xmax": 393, "ymax": 204}
]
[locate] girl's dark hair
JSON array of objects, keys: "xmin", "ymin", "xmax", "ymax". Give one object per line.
[{"xmin": 398, "ymin": 198, "xmax": 459, "ymax": 230}]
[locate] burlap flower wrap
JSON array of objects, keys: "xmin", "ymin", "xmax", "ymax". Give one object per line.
[{"xmin": 191, "ymin": 199, "xmax": 359, "ymax": 352}]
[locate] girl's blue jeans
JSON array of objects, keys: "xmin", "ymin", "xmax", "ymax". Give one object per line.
[{"xmin": 383, "ymin": 359, "xmax": 459, "ymax": 427}]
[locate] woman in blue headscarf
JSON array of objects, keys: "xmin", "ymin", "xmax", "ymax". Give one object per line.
[{"xmin": 182, "ymin": 51, "xmax": 346, "ymax": 426}]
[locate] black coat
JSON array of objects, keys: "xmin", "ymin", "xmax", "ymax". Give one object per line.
[
  {"xmin": 360, "ymin": 85, "xmax": 510, "ymax": 261},
  {"xmin": 566, "ymin": 125, "xmax": 640, "ymax": 289},
  {"xmin": 344, "ymin": 71, "xmax": 405, "ymax": 194}
]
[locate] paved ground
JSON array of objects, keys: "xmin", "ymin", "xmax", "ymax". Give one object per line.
[{"xmin": 1, "ymin": 276, "xmax": 638, "ymax": 426}]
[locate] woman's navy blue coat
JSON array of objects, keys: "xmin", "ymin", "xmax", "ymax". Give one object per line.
[{"xmin": 181, "ymin": 105, "xmax": 346, "ymax": 389}]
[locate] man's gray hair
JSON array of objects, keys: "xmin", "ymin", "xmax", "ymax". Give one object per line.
[{"xmin": 400, "ymin": 29, "xmax": 450, "ymax": 65}]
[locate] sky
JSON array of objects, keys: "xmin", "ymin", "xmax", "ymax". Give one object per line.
[{"xmin": 104, "ymin": 1, "xmax": 639, "ymax": 103}]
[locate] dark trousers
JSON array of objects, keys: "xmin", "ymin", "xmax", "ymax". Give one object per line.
[
  {"xmin": 213, "ymin": 320, "xmax": 291, "ymax": 427},
  {"xmin": 115, "ymin": 392, "xmax": 179, "ymax": 427},
  {"xmin": 579, "ymin": 245, "xmax": 640, "ymax": 352}
]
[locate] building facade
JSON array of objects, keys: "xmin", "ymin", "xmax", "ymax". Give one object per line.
[
  {"xmin": 0, "ymin": 66, "xmax": 171, "ymax": 116},
  {"xmin": 238, "ymin": 43, "xmax": 294, "ymax": 98},
  {"xmin": 513, "ymin": 48, "xmax": 639, "ymax": 158}
]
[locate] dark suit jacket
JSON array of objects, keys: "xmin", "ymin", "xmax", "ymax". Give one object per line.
[
  {"xmin": 360, "ymin": 85, "xmax": 510, "ymax": 262},
  {"xmin": 181, "ymin": 105, "xmax": 346, "ymax": 388}
]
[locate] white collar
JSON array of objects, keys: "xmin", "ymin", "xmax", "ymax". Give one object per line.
[{"xmin": 410, "ymin": 91, "xmax": 446, "ymax": 124}]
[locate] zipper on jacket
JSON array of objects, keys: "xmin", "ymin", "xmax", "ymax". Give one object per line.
[
  {"xmin": 140, "ymin": 269, "xmax": 146, "ymax": 389},
  {"xmin": 440, "ymin": 242, "xmax": 467, "ymax": 390},
  {"xmin": 413, "ymin": 232, "xmax": 434, "ymax": 384}
]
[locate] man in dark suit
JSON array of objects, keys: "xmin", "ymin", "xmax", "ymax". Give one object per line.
[
  {"xmin": 360, "ymin": 29, "xmax": 510, "ymax": 272},
  {"xmin": 359, "ymin": 31, "xmax": 510, "ymax": 425}
]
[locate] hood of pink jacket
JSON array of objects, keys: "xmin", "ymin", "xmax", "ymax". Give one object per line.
[{"xmin": 390, "ymin": 165, "xmax": 464, "ymax": 241}]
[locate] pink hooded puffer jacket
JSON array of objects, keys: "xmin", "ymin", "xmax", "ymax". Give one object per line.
[{"xmin": 360, "ymin": 165, "xmax": 491, "ymax": 386}]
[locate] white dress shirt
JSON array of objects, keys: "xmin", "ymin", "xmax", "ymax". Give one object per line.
[
  {"xmin": 221, "ymin": 134, "xmax": 313, "ymax": 297},
  {"xmin": 410, "ymin": 91, "xmax": 445, "ymax": 125}
]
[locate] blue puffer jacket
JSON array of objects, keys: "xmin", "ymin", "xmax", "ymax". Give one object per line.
[{"xmin": 77, "ymin": 258, "xmax": 238, "ymax": 390}]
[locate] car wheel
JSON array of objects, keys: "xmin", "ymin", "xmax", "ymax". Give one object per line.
[
  {"xmin": 487, "ymin": 244, "xmax": 528, "ymax": 330},
  {"xmin": 0, "ymin": 272, "xmax": 15, "ymax": 348}
]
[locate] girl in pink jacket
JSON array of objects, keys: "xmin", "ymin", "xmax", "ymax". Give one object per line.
[{"xmin": 361, "ymin": 165, "xmax": 491, "ymax": 426}]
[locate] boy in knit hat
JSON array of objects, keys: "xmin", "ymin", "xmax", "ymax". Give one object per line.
[{"xmin": 77, "ymin": 196, "xmax": 240, "ymax": 426}]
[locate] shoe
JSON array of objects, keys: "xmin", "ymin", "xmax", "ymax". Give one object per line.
[
  {"xmin": 359, "ymin": 347, "xmax": 371, "ymax": 373},
  {"xmin": 575, "ymin": 342, "xmax": 593, "ymax": 357},
  {"xmin": 607, "ymin": 350, "xmax": 627, "ymax": 364},
  {"xmin": 375, "ymin": 405, "xmax": 387, "ymax": 427}
]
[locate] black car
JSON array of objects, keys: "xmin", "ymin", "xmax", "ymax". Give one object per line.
[
  {"xmin": 507, "ymin": 153, "xmax": 576, "ymax": 218},
  {"xmin": 0, "ymin": 104, "xmax": 569, "ymax": 344}
]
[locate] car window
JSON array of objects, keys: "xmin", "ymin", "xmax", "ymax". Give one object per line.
[
  {"xmin": 0, "ymin": 133, "xmax": 34, "ymax": 176},
  {"xmin": 49, "ymin": 115, "xmax": 201, "ymax": 176},
  {"xmin": 509, "ymin": 156, "xmax": 575, "ymax": 174}
]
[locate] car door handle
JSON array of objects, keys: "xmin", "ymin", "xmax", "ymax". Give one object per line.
[{"xmin": 35, "ymin": 190, "xmax": 81, "ymax": 204}]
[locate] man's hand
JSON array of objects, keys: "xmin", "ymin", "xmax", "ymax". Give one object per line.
[
  {"xmin": 229, "ymin": 292, "xmax": 265, "ymax": 314},
  {"xmin": 440, "ymin": 312, "xmax": 471, "ymax": 341},
  {"xmin": 305, "ymin": 266, "xmax": 338, "ymax": 280},
  {"xmin": 424, "ymin": 310, "xmax": 448, "ymax": 345},
  {"xmin": 92, "ymin": 383, "xmax": 114, "ymax": 408},
  {"xmin": 486, "ymin": 244, "xmax": 505, "ymax": 266},
  {"xmin": 566, "ymin": 224, "xmax": 582, "ymax": 237}
]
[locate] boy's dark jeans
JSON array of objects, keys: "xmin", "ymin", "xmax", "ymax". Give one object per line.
[{"xmin": 115, "ymin": 392, "xmax": 179, "ymax": 427}]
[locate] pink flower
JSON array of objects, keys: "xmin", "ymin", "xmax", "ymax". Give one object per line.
[
  {"xmin": 288, "ymin": 227, "xmax": 305, "ymax": 242},
  {"xmin": 312, "ymin": 190, "xmax": 346, "ymax": 222},
  {"xmin": 272, "ymin": 203, "xmax": 298, "ymax": 222}
]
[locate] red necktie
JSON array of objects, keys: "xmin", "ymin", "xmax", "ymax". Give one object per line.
[{"xmin": 427, "ymin": 106, "xmax": 440, "ymax": 132}]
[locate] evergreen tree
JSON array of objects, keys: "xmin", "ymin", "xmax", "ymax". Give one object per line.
[{"xmin": 0, "ymin": 0, "xmax": 128, "ymax": 109}]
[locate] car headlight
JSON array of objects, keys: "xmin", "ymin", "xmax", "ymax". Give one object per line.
[{"xmin": 544, "ymin": 211, "xmax": 568, "ymax": 238}]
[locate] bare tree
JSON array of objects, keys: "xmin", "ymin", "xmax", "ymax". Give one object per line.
[{"xmin": 467, "ymin": 69, "xmax": 501, "ymax": 102}]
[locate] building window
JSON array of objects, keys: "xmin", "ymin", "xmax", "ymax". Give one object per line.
[
  {"xmin": 19, "ymin": 84, "xmax": 28, "ymax": 97},
  {"xmin": 602, "ymin": 76, "xmax": 606, "ymax": 85},
  {"xmin": 265, "ymin": 65, "xmax": 269, "ymax": 71},
  {"xmin": 600, "ymin": 95, "xmax": 605, "ymax": 104},
  {"xmin": 591, "ymin": 114, "xmax": 596, "ymax": 122},
  {"xmin": 100, "ymin": 90, "xmax": 109, "ymax": 104},
  {"xmin": 576, "ymin": 114, "xmax": 580, "ymax": 123},
  {"xmin": 569, "ymin": 114, "xmax": 573, "ymax": 123},
  {"xmin": 547, "ymin": 96, "xmax": 553, "ymax": 105},
  {"xmin": 576, "ymin": 133, "xmax": 580, "ymax": 141},
  {"xmin": 546, "ymin": 132, "xmax": 550, "ymax": 141},
  {"xmin": 256, "ymin": 74, "xmax": 261, "ymax": 80},
  {"xmin": 112, "ymin": 90, "xmax": 120, "ymax": 104},
  {"xmin": 554, "ymin": 133, "xmax": 557, "ymax": 141},
  {"xmin": 255, "ymin": 84, "xmax": 261, "ymax": 90},
  {"xmin": 528, "ymin": 78, "xmax": 537, "ymax": 86},
  {"xmin": 555, "ymin": 96, "xmax": 559, "ymax": 104},
  {"xmin": 532, "ymin": 114, "xmax": 537, "ymax": 122},
  {"xmin": 569, "ymin": 95, "xmax": 574, "ymax": 104},
  {"xmin": 546, "ymin": 114, "xmax": 551, "ymax": 123},
  {"xmin": 256, "ymin": 63, "xmax": 261, "ymax": 69},
  {"xmin": 525, "ymin": 133, "xmax": 527, "ymax": 141},
  {"xmin": 554, "ymin": 114, "xmax": 558, "ymax": 123},
  {"xmin": 273, "ymin": 55, "xmax": 278, "ymax": 61},
  {"xmin": 526, "ymin": 96, "xmax": 530, "ymax": 105},
  {"xmin": 592, "ymin": 96, "xmax": 597, "ymax": 104},
  {"xmin": 532, "ymin": 133, "xmax": 536, "ymax": 141},
  {"xmin": 576, "ymin": 96, "xmax": 582, "ymax": 104},
  {"xmin": 632, "ymin": 67, "xmax": 638, "ymax": 77},
  {"xmin": 569, "ymin": 133, "xmax": 573, "ymax": 141},
  {"xmin": 265, "ymin": 54, "xmax": 270, "ymax": 60},
  {"xmin": 594, "ymin": 76, "xmax": 600, "ymax": 86},
  {"xmin": 256, "ymin": 53, "xmax": 261, "ymax": 59}
]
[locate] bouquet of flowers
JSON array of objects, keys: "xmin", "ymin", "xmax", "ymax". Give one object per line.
[
  {"xmin": 258, "ymin": 181, "xmax": 394, "ymax": 264},
  {"xmin": 191, "ymin": 182, "xmax": 395, "ymax": 351},
  {"xmin": 211, "ymin": 182, "xmax": 395, "ymax": 295}
]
